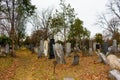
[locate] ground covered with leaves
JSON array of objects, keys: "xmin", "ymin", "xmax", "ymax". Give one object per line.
[{"xmin": 0, "ymin": 48, "xmax": 111, "ymax": 80}]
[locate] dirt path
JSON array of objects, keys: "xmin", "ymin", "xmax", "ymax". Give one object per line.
[{"xmin": 11, "ymin": 48, "xmax": 38, "ymax": 80}]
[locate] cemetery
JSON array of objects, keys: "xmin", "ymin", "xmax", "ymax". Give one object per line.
[{"xmin": 0, "ymin": 0, "xmax": 120, "ymax": 80}]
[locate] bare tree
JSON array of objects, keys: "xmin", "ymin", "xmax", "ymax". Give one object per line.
[
  {"xmin": 108, "ymin": 0, "xmax": 120, "ymax": 19},
  {"xmin": 96, "ymin": 13, "xmax": 120, "ymax": 40},
  {"xmin": 30, "ymin": 8, "xmax": 53, "ymax": 39}
]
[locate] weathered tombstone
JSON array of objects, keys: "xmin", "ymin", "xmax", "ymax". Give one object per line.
[
  {"xmin": 38, "ymin": 39, "xmax": 44, "ymax": 58},
  {"xmin": 49, "ymin": 38, "xmax": 55, "ymax": 59},
  {"xmin": 5, "ymin": 43, "xmax": 9, "ymax": 54},
  {"xmin": 53, "ymin": 44, "xmax": 60, "ymax": 63},
  {"xmin": 111, "ymin": 39, "xmax": 118, "ymax": 54},
  {"xmin": 34, "ymin": 47, "xmax": 38, "ymax": 54},
  {"xmin": 93, "ymin": 42, "xmax": 96, "ymax": 51},
  {"xmin": 72, "ymin": 47, "xmax": 79, "ymax": 66},
  {"xmin": 66, "ymin": 42, "xmax": 71, "ymax": 57},
  {"xmin": 107, "ymin": 54, "xmax": 120, "ymax": 70},
  {"xmin": 54, "ymin": 43, "xmax": 66, "ymax": 64},
  {"xmin": 89, "ymin": 39, "xmax": 93, "ymax": 56},
  {"xmin": 72, "ymin": 54, "xmax": 79, "ymax": 66},
  {"xmin": 44, "ymin": 40, "xmax": 48, "ymax": 56},
  {"xmin": 101, "ymin": 40, "xmax": 109, "ymax": 55}
]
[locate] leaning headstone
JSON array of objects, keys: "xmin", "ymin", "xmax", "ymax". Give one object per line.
[
  {"xmin": 99, "ymin": 53, "xmax": 108, "ymax": 64},
  {"xmin": 44, "ymin": 40, "xmax": 48, "ymax": 56},
  {"xmin": 54, "ymin": 43, "xmax": 66, "ymax": 64},
  {"xmin": 66, "ymin": 42, "xmax": 71, "ymax": 57},
  {"xmin": 53, "ymin": 44, "xmax": 60, "ymax": 64}
]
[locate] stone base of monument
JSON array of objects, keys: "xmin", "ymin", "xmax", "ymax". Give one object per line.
[{"xmin": 109, "ymin": 69, "xmax": 120, "ymax": 80}]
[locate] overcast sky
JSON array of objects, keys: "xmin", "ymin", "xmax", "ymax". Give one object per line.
[{"xmin": 27, "ymin": 0, "xmax": 108, "ymax": 37}]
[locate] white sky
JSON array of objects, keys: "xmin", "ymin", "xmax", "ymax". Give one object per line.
[{"xmin": 27, "ymin": 0, "xmax": 108, "ymax": 38}]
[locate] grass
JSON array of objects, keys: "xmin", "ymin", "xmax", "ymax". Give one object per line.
[
  {"xmin": 0, "ymin": 48, "xmax": 111, "ymax": 80},
  {"xmin": 0, "ymin": 56, "xmax": 13, "ymax": 72}
]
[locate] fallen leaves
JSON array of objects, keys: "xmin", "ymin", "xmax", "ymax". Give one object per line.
[{"xmin": 0, "ymin": 48, "xmax": 111, "ymax": 80}]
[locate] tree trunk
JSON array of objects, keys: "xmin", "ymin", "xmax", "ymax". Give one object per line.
[
  {"xmin": 64, "ymin": 26, "xmax": 66, "ymax": 53},
  {"xmin": 10, "ymin": 0, "xmax": 16, "ymax": 57}
]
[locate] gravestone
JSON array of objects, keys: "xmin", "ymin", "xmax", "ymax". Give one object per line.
[
  {"xmin": 93, "ymin": 42, "xmax": 96, "ymax": 51},
  {"xmin": 99, "ymin": 53, "xmax": 108, "ymax": 64},
  {"xmin": 5, "ymin": 44, "xmax": 9, "ymax": 54},
  {"xmin": 71, "ymin": 47, "xmax": 79, "ymax": 66},
  {"xmin": 72, "ymin": 54, "xmax": 79, "ymax": 66},
  {"xmin": 34, "ymin": 47, "xmax": 38, "ymax": 54},
  {"xmin": 38, "ymin": 39, "xmax": 44, "ymax": 58},
  {"xmin": 49, "ymin": 38, "xmax": 55, "ymax": 59},
  {"xmin": 118, "ymin": 44, "xmax": 120, "ymax": 53},
  {"xmin": 44, "ymin": 40, "xmax": 48, "ymax": 56},
  {"xmin": 89, "ymin": 39, "xmax": 93, "ymax": 56},
  {"xmin": 111, "ymin": 39, "xmax": 117, "ymax": 54},
  {"xmin": 54, "ymin": 43, "xmax": 66, "ymax": 64},
  {"xmin": 66, "ymin": 42, "xmax": 71, "ymax": 57},
  {"xmin": 101, "ymin": 41, "xmax": 109, "ymax": 55},
  {"xmin": 107, "ymin": 54, "xmax": 120, "ymax": 70}
]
